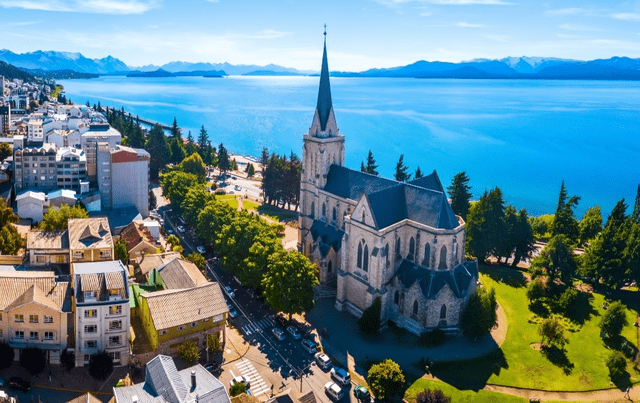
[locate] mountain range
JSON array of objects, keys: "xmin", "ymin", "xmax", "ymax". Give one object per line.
[{"xmin": 1, "ymin": 49, "xmax": 639, "ymax": 80}]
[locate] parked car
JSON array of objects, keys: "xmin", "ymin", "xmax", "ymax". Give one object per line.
[
  {"xmin": 204, "ymin": 362, "xmax": 219, "ymax": 374},
  {"xmin": 330, "ymin": 367, "xmax": 351, "ymax": 386},
  {"xmin": 227, "ymin": 305, "xmax": 238, "ymax": 318},
  {"xmin": 354, "ymin": 385, "xmax": 371, "ymax": 401},
  {"xmin": 271, "ymin": 327, "xmax": 286, "ymax": 341},
  {"xmin": 315, "ymin": 352, "xmax": 332, "ymax": 370},
  {"xmin": 196, "ymin": 246, "xmax": 206, "ymax": 254},
  {"xmin": 275, "ymin": 314, "xmax": 288, "ymax": 328},
  {"xmin": 286, "ymin": 325, "xmax": 301, "ymax": 339},
  {"xmin": 177, "ymin": 225, "xmax": 186, "ymax": 233},
  {"xmin": 234, "ymin": 185, "xmax": 241, "ymax": 191},
  {"xmin": 8, "ymin": 377, "xmax": 30, "ymax": 393},
  {"xmin": 324, "ymin": 381, "xmax": 344, "ymax": 401},
  {"xmin": 225, "ymin": 286, "xmax": 235, "ymax": 298},
  {"xmin": 167, "ymin": 229, "xmax": 174, "ymax": 235},
  {"xmin": 301, "ymin": 339, "xmax": 317, "ymax": 354},
  {"xmin": 229, "ymin": 375, "xmax": 251, "ymax": 390}
]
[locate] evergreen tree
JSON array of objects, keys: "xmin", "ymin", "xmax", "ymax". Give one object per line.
[
  {"xmin": 579, "ymin": 206, "xmax": 602, "ymax": 246},
  {"xmin": 626, "ymin": 220, "xmax": 640, "ymax": 289},
  {"xmin": 447, "ymin": 171, "xmax": 473, "ymax": 220},
  {"xmin": 465, "ymin": 187, "xmax": 506, "ymax": 262},
  {"xmin": 531, "ymin": 234, "xmax": 577, "ymax": 285},
  {"xmin": 217, "ymin": 143, "xmax": 230, "ymax": 176},
  {"xmin": 632, "ymin": 184, "xmax": 640, "ymax": 222},
  {"xmin": 146, "ymin": 124, "xmax": 171, "ymax": 180},
  {"xmin": 170, "ymin": 117, "xmax": 180, "ymax": 140},
  {"xmin": 361, "ymin": 150, "xmax": 379, "ymax": 176},
  {"xmin": 394, "ymin": 154, "xmax": 411, "ymax": 182},
  {"xmin": 169, "ymin": 137, "xmax": 186, "ymax": 165},
  {"xmin": 185, "ymin": 130, "xmax": 198, "ymax": 156},
  {"xmin": 197, "ymin": 125, "xmax": 209, "ymax": 156},
  {"xmin": 512, "ymin": 208, "xmax": 535, "ymax": 267},
  {"xmin": 414, "ymin": 166, "xmax": 423, "ymax": 179},
  {"xmin": 551, "ymin": 181, "xmax": 580, "ymax": 244}
]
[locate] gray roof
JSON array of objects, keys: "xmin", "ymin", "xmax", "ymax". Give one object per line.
[
  {"xmin": 392, "ymin": 259, "xmax": 477, "ymax": 299},
  {"xmin": 310, "ymin": 221, "xmax": 343, "ymax": 257},
  {"xmin": 316, "ymin": 37, "xmax": 333, "ymax": 132}
]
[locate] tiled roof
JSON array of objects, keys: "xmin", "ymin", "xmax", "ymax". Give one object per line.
[
  {"xmin": 309, "ymin": 221, "xmax": 344, "ymax": 257},
  {"xmin": 68, "ymin": 217, "xmax": 113, "ymax": 250},
  {"xmin": 65, "ymin": 393, "xmax": 103, "ymax": 403},
  {"xmin": 121, "ymin": 221, "xmax": 155, "ymax": 252},
  {"xmin": 142, "ymin": 283, "xmax": 228, "ymax": 331},
  {"xmin": 323, "ymin": 165, "xmax": 397, "ymax": 201},
  {"xmin": 157, "ymin": 258, "xmax": 207, "ymax": 290},
  {"xmin": 0, "ymin": 271, "xmax": 70, "ymax": 312},
  {"xmin": 392, "ymin": 259, "xmax": 476, "ymax": 299},
  {"xmin": 27, "ymin": 229, "xmax": 69, "ymax": 250},
  {"xmin": 139, "ymin": 252, "xmax": 181, "ymax": 276},
  {"xmin": 4, "ymin": 284, "xmax": 61, "ymax": 312}
]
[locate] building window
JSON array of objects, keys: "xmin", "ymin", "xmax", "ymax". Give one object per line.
[
  {"xmin": 56, "ymin": 255, "xmax": 66, "ymax": 263},
  {"xmin": 84, "ymin": 291, "xmax": 96, "ymax": 300},
  {"xmin": 15, "ymin": 314, "xmax": 24, "ymax": 323},
  {"xmin": 44, "ymin": 315, "xmax": 54, "ymax": 323},
  {"xmin": 422, "ymin": 244, "xmax": 430, "ymax": 267},
  {"xmin": 85, "ymin": 325, "xmax": 97, "ymax": 333},
  {"xmin": 110, "ymin": 305, "xmax": 122, "ymax": 315},
  {"xmin": 395, "ymin": 238, "xmax": 401, "ymax": 260},
  {"xmin": 109, "ymin": 320, "xmax": 122, "ymax": 330},
  {"xmin": 44, "ymin": 332, "xmax": 54, "ymax": 340},
  {"xmin": 413, "ymin": 300, "xmax": 419, "ymax": 316},
  {"xmin": 110, "ymin": 351, "xmax": 121, "ymax": 363},
  {"xmin": 15, "ymin": 331, "xmax": 24, "ymax": 339},
  {"xmin": 328, "ymin": 260, "xmax": 332, "ymax": 273},
  {"xmin": 29, "ymin": 314, "xmax": 39, "ymax": 323},
  {"xmin": 84, "ymin": 340, "xmax": 97, "ymax": 349},
  {"xmin": 177, "ymin": 325, "xmax": 186, "ymax": 332},
  {"xmin": 357, "ymin": 240, "xmax": 368, "ymax": 271},
  {"xmin": 322, "ymin": 203, "xmax": 326, "ymax": 218},
  {"xmin": 190, "ymin": 322, "xmax": 198, "ymax": 328},
  {"xmin": 440, "ymin": 305, "xmax": 447, "ymax": 319},
  {"xmin": 84, "ymin": 309, "xmax": 97, "ymax": 318},
  {"xmin": 310, "ymin": 202, "xmax": 315, "ymax": 218},
  {"xmin": 100, "ymin": 250, "xmax": 111, "ymax": 258},
  {"xmin": 109, "ymin": 336, "xmax": 121, "ymax": 346},
  {"xmin": 159, "ymin": 330, "xmax": 168, "ymax": 335},
  {"xmin": 394, "ymin": 291, "xmax": 399, "ymax": 305},
  {"xmin": 73, "ymin": 251, "xmax": 84, "ymax": 260},
  {"xmin": 332, "ymin": 207, "xmax": 337, "ymax": 223},
  {"xmin": 0, "ymin": 312, "xmax": 2, "ymax": 321},
  {"xmin": 36, "ymin": 255, "xmax": 46, "ymax": 263},
  {"xmin": 439, "ymin": 246, "xmax": 447, "ymax": 270},
  {"xmin": 30, "ymin": 331, "xmax": 39, "ymax": 340},
  {"xmin": 409, "ymin": 237, "xmax": 415, "ymax": 261}
]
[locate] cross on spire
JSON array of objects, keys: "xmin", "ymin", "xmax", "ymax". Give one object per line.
[{"xmin": 324, "ymin": 24, "xmax": 326, "ymax": 38}]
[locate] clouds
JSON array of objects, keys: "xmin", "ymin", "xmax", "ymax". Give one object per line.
[
  {"xmin": 0, "ymin": 0, "xmax": 159, "ymax": 14},
  {"xmin": 454, "ymin": 22, "xmax": 485, "ymax": 28},
  {"xmin": 374, "ymin": 0, "xmax": 508, "ymax": 5},
  {"xmin": 610, "ymin": 13, "xmax": 640, "ymax": 21}
]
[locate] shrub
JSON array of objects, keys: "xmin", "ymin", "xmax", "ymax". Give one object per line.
[
  {"xmin": 60, "ymin": 349, "xmax": 75, "ymax": 372},
  {"xmin": 605, "ymin": 351, "xmax": 627, "ymax": 380},
  {"xmin": 538, "ymin": 317, "xmax": 567, "ymax": 349},
  {"xmin": 367, "ymin": 359, "xmax": 405, "ymax": 400},
  {"xmin": 556, "ymin": 287, "xmax": 578, "ymax": 314},
  {"xmin": 527, "ymin": 277, "xmax": 547, "ymax": 303},
  {"xmin": 178, "ymin": 340, "xmax": 200, "ymax": 364},
  {"xmin": 415, "ymin": 389, "xmax": 451, "ymax": 403},
  {"xmin": 207, "ymin": 333, "xmax": 222, "ymax": 354},
  {"xmin": 89, "ymin": 351, "xmax": 113, "ymax": 380},
  {"xmin": 20, "ymin": 347, "xmax": 46, "ymax": 375},
  {"xmin": 600, "ymin": 301, "xmax": 629, "ymax": 338},
  {"xmin": 418, "ymin": 329, "xmax": 446, "ymax": 347},
  {"xmin": 0, "ymin": 342, "xmax": 14, "ymax": 369},
  {"xmin": 358, "ymin": 297, "xmax": 381, "ymax": 336},
  {"xmin": 230, "ymin": 382, "xmax": 246, "ymax": 396},
  {"xmin": 460, "ymin": 287, "xmax": 498, "ymax": 338}
]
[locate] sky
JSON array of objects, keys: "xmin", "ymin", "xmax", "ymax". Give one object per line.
[{"xmin": 0, "ymin": 0, "xmax": 639, "ymax": 71}]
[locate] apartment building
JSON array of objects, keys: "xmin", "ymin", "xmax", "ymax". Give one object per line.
[
  {"xmin": 68, "ymin": 218, "xmax": 114, "ymax": 263},
  {"xmin": 72, "ymin": 260, "xmax": 130, "ymax": 366},
  {"xmin": 13, "ymin": 140, "xmax": 57, "ymax": 192},
  {"xmin": 81, "ymin": 124, "xmax": 121, "ymax": 183},
  {"xmin": 56, "ymin": 147, "xmax": 87, "ymax": 192},
  {"xmin": 27, "ymin": 119, "xmax": 44, "ymax": 143},
  {"xmin": 26, "ymin": 229, "xmax": 70, "ymax": 267}
]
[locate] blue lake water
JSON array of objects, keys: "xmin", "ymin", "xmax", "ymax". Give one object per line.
[{"xmin": 59, "ymin": 76, "xmax": 640, "ymax": 217}]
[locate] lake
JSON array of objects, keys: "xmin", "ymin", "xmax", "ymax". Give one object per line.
[{"xmin": 58, "ymin": 76, "xmax": 640, "ymax": 217}]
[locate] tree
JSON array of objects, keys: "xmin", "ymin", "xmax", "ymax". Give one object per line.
[
  {"xmin": 197, "ymin": 202, "xmax": 236, "ymax": 246},
  {"xmin": 38, "ymin": 204, "xmax": 88, "ymax": 230},
  {"xmin": 415, "ymin": 389, "xmax": 451, "ymax": 403},
  {"xmin": 181, "ymin": 186, "xmax": 215, "ymax": 226},
  {"xmin": 551, "ymin": 181, "xmax": 580, "ymax": 244},
  {"xmin": 394, "ymin": 154, "xmax": 411, "ymax": 182},
  {"xmin": 170, "ymin": 117, "xmax": 180, "ymax": 140},
  {"xmin": 20, "ymin": 347, "xmax": 46, "ymax": 375},
  {"xmin": 530, "ymin": 214, "xmax": 554, "ymax": 241},
  {"xmin": 605, "ymin": 351, "xmax": 627, "ymax": 380},
  {"xmin": 207, "ymin": 333, "xmax": 222, "ymax": 354},
  {"xmin": 229, "ymin": 382, "xmax": 246, "ymax": 397},
  {"xmin": 632, "ymin": 184, "xmax": 640, "ymax": 222},
  {"xmin": 147, "ymin": 124, "xmax": 171, "ymax": 180},
  {"xmin": 114, "ymin": 238, "xmax": 129, "ymax": 265},
  {"xmin": 197, "ymin": 125, "xmax": 209, "ymax": 157},
  {"xmin": 0, "ymin": 142, "xmax": 11, "ymax": 160},
  {"xmin": 599, "ymin": 301, "xmax": 629, "ymax": 338},
  {"xmin": 178, "ymin": 152, "xmax": 207, "ymax": 182},
  {"xmin": 531, "ymin": 235, "xmax": 577, "ymax": 285},
  {"xmin": 0, "ymin": 198, "xmax": 23, "ymax": 255},
  {"xmin": 169, "ymin": 137, "xmax": 186, "ymax": 165},
  {"xmin": 60, "ymin": 349, "xmax": 75, "ymax": 372},
  {"xmin": 511, "ymin": 208, "xmax": 535, "ymax": 267},
  {"xmin": 414, "ymin": 166, "xmax": 424, "ymax": 179},
  {"xmin": 160, "ymin": 171, "xmax": 201, "ymax": 214},
  {"xmin": 262, "ymin": 250, "xmax": 319, "ymax": 319},
  {"xmin": 246, "ymin": 163, "xmax": 255, "ymax": 177},
  {"xmin": 367, "ymin": 359, "xmax": 405, "ymax": 400},
  {"xmin": 89, "ymin": 351, "xmax": 113, "ymax": 380},
  {"xmin": 0, "ymin": 342, "xmax": 14, "ymax": 369},
  {"xmin": 579, "ymin": 206, "xmax": 602, "ymax": 246},
  {"xmin": 447, "ymin": 172, "xmax": 472, "ymax": 220},
  {"xmin": 243, "ymin": 234, "xmax": 282, "ymax": 289},
  {"xmin": 186, "ymin": 252, "xmax": 206, "ymax": 269},
  {"xmin": 538, "ymin": 318, "xmax": 567, "ymax": 349},
  {"xmin": 526, "ymin": 277, "xmax": 547, "ymax": 304},
  {"xmin": 217, "ymin": 143, "xmax": 230, "ymax": 176},
  {"xmin": 185, "ymin": 130, "xmax": 198, "ymax": 156},
  {"xmin": 178, "ymin": 340, "xmax": 200, "ymax": 364},
  {"xmin": 166, "ymin": 235, "xmax": 180, "ymax": 249},
  {"xmin": 460, "ymin": 287, "xmax": 498, "ymax": 337},
  {"xmin": 465, "ymin": 188, "xmax": 506, "ymax": 262},
  {"xmin": 360, "ymin": 150, "xmax": 379, "ymax": 176},
  {"xmin": 626, "ymin": 220, "xmax": 640, "ymax": 289},
  {"xmin": 357, "ymin": 297, "xmax": 381, "ymax": 335}
]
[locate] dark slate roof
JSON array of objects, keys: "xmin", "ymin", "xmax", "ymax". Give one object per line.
[
  {"xmin": 310, "ymin": 220, "xmax": 344, "ymax": 257},
  {"xmin": 324, "ymin": 165, "xmax": 397, "ymax": 201},
  {"xmin": 408, "ymin": 170, "xmax": 444, "ymax": 193},
  {"xmin": 392, "ymin": 259, "xmax": 476, "ymax": 299},
  {"xmin": 316, "ymin": 37, "xmax": 333, "ymax": 131}
]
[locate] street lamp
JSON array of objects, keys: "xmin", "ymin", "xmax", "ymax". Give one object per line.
[{"xmin": 296, "ymin": 361, "xmax": 316, "ymax": 393}]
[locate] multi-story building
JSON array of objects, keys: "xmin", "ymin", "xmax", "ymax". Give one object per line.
[
  {"xmin": 26, "ymin": 229, "xmax": 70, "ymax": 267},
  {"xmin": 81, "ymin": 124, "xmax": 122, "ymax": 183},
  {"xmin": 68, "ymin": 217, "xmax": 114, "ymax": 263},
  {"xmin": 0, "ymin": 105, "xmax": 10, "ymax": 135},
  {"xmin": 56, "ymin": 147, "xmax": 87, "ymax": 192},
  {"xmin": 27, "ymin": 119, "xmax": 44, "ymax": 143},
  {"xmin": 13, "ymin": 140, "xmax": 58, "ymax": 191},
  {"xmin": 72, "ymin": 260, "xmax": 130, "ymax": 367},
  {"xmin": 0, "ymin": 270, "xmax": 72, "ymax": 364}
]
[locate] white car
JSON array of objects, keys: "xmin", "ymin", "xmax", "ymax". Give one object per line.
[
  {"xmin": 196, "ymin": 246, "xmax": 206, "ymax": 254},
  {"xmin": 330, "ymin": 367, "xmax": 351, "ymax": 386},
  {"xmin": 227, "ymin": 305, "xmax": 238, "ymax": 318},
  {"xmin": 177, "ymin": 225, "xmax": 186, "ymax": 233},
  {"xmin": 301, "ymin": 339, "xmax": 317, "ymax": 354},
  {"xmin": 271, "ymin": 327, "xmax": 286, "ymax": 341},
  {"xmin": 225, "ymin": 286, "xmax": 235, "ymax": 298},
  {"xmin": 324, "ymin": 381, "xmax": 343, "ymax": 401},
  {"xmin": 229, "ymin": 375, "xmax": 250, "ymax": 390},
  {"xmin": 315, "ymin": 352, "xmax": 332, "ymax": 370}
]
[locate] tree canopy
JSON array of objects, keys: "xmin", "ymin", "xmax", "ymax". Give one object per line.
[
  {"xmin": 393, "ymin": 154, "xmax": 411, "ymax": 182},
  {"xmin": 551, "ymin": 181, "xmax": 580, "ymax": 244},
  {"xmin": 367, "ymin": 359, "xmax": 405, "ymax": 400},
  {"xmin": 38, "ymin": 204, "xmax": 88, "ymax": 230},
  {"xmin": 447, "ymin": 171, "xmax": 472, "ymax": 220},
  {"xmin": 147, "ymin": 124, "xmax": 171, "ymax": 180}
]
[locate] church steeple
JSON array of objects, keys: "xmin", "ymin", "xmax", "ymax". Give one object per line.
[{"xmin": 310, "ymin": 25, "xmax": 339, "ymax": 137}]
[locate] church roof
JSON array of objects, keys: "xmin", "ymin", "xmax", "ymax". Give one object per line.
[
  {"xmin": 324, "ymin": 166, "xmax": 459, "ymax": 230},
  {"xmin": 310, "ymin": 220, "xmax": 344, "ymax": 257},
  {"xmin": 316, "ymin": 35, "xmax": 333, "ymax": 132},
  {"xmin": 392, "ymin": 259, "xmax": 477, "ymax": 299}
]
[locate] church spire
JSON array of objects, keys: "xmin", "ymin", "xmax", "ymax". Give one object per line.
[{"xmin": 315, "ymin": 24, "xmax": 334, "ymax": 133}]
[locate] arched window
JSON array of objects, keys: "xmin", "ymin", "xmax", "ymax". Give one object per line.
[
  {"xmin": 328, "ymin": 261, "xmax": 332, "ymax": 273},
  {"xmin": 357, "ymin": 239, "xmax": 368, "ymax": 271},
  {"xmin": 322, "ymin": 203, "xmax": 326, "ymax": 218},
  {"xmin": 357, "ymin": 242, "xmax": 363, "ymax": 269},
  {"xmin": 422, "ymin": 244, "xmax": 430, "ymax": 267},
  {"xmin": 438, "ymin": 246, "xmax": 447, "ymax": 270},
  {"xmin": 310, "ymin": 202, "xmax": 315, "ymax": 218},
  {"xmin": 332, "ymin": 207, "xmax": 337, "ymax": 222},
  {"xmin": 409, "ymin": 237, "xmax": 415, "ymax": 261},
  {"xmin": 384, "ymin": 243, "xmax": 390, "ymax": 268},
  {"xmin": 413, "ymin": 300, "xmax": 419, "ymax": 316},
  {"xmin": 395, "ymin": 238, "xmax": 401, "ymax": 259},
  {"xmin": 361, "ymin": 210, "xmax": 366, "ymax": 223},
  {"xmin": 363, "ymin": 245, "xmax": 369, "ymax": 272},
  {"xmin": 440, "ymin": 305, "xmax": 447, "ymax": 319},
  {"xmin": 394, "ymin": 291, "xmax": 399, "ymax": 304}
]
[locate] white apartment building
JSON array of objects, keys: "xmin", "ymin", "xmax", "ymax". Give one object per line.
[
  {"xmin": 27, "ymin": 119, "xmax": 44, "ymax": 143},
  {"xmin": 81, "ymin": 124, "xmax": 122, "ymax": 183},
  {"xmin": 72, "ymin": 260, "xmax": 130, "ymax": 367},
  {"xmin": 56, "ymin": 147, "xmax": 87, "ymax": 192}
]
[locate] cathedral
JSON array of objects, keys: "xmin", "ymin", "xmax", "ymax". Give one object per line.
[{"xmin": 298, "ymin": 33, "xmax": 478, "ymax": 335}]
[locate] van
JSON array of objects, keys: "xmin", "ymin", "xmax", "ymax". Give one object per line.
[
  {"xmin": 330, "ymin": 367, "xmax": 351, "ymax": 386},
  {"xmin": 324, "ymin": 382, "xmax": 343, "ymax": 400}
]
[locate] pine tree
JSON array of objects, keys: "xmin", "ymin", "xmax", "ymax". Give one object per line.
[
  {"xmin": 197, "ymin": 125, "xmax": 209, "ymax": 156},
  {"xmin": 632, "ymin": 184, "xmax": 640, "ymax": 222},
  {"xmin": 170, "ymin": 117, "xmax": 180, "ymax": 140},
  {"xmin": 551, "ymin": 181, "xmax": 580, "ymax": 244},
  {"xmin": 361, "ymin": 150, "xmax": 379, "ymax": 176},
  {"xmin": 218, "ymin": 143, "xmax": 230, "ymax": 176},
  {"xmin": 394, "ymin": 154, "xmax": 411, "ymax": 182},
  {"xmin": 447, "ymin": 172, "xmax": 473, "ymax": 220},
  {"xmin": 414, "ymin": 166, "xmax": 423, "ymax": 179},
  {"xmin": 146, "ymin": 124, "xmax": 171, "ymax": 180}
]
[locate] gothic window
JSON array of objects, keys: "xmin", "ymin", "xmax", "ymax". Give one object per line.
[
  {"xmin": 395, "ymin": 238, "xmax": 401, "ymax": 260},
  {"xmin": 332, "ymin": 207, "xmax": 337, "ymax": 223},
  {"xmin": 440, "ymin": 305, "xmax": 447, "ymax": 319},
  {"xmin": 342, "ymin": 211, "xmax": 347, "ymax": 230},
  {"xmin": 310, "ymin": 202, "xmax": 315, "ymax": 218},
  {"xmin": 408, "ymin": 237, "xmax": 415, "ymax": 261},
  {"xmin": 361, "ymin": 210, "xmax": 365, "ymax": 223},
  {"xmin": 322, "ymin": 203, "xmax": 326, "ymax": 218},
  {"xmin": 363, "ymin": 245, "xmax": 369, "ymax": 272},
  {"xmin": 385, "ymin": 243, "xmax": 390, "ymax": 268},
  {"xmin": 394, "ymin": 291, "xmax": 399, "ymax": 304},
  {"xmin": 357, "ymin": 239, "xmax": 368, "ymax": 271},
  {"xmin": 422, "ymin": 244, "xmax": 431, "ymax": 267},
  {"xmin": 413, "ymin": 300, "xmax": 419, "ymax": 316},
  {"xmin": 328, "ymin": 261, "xmax": 332, "ymax": 273},
  {"xmin": 357, "ymin": 242, "xmax": 363, "ymax": 269},
  {"xmin": 438, "ymin": 246, "xmax": 447, "ymax": 270}
]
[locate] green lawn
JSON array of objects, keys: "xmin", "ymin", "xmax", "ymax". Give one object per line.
[
  {"xmin": 242, "ymin": 200, "xmax": 260, "ymax": 211},
  {"xmin": 430, "ymin": 265, "xmax": 639, "ymax": 391},
  {"xmin": 257, "ymin": 205, "xmax": 297, "ymax": 222},
  {"xmin": 405, "ymin": 378, "xmax": 526, "ymax": 403},
  {"xmin": 218, "ymin": 197, "xmax": 238, "ymax": 210}
]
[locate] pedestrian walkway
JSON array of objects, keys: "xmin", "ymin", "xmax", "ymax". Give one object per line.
[
  {"xmin": 235, "ymin": 358, "xmax": 271, "ymax": 397},
  {"xmin": 241, "ymin": 316, "xmax": 275, "ymax": 336}
]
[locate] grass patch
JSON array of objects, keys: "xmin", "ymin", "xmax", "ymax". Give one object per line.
[
  {"xmin": 242, "ymin": 200, "xmax": 260, "ymax": 211},
  {"xmin": 219, "ymin": 198, "xmax": 238, "ymax": 210},
  {"xmin": 405, "ymin": 377, "xmax": 526, "ymax": 403},
  {"xmin": 257, "ymin": 205, "xmax": 297, "ymax": 222}
]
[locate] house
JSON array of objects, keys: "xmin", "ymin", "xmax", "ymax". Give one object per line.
[
  {"xmin": 48, "ymin": 189, "xmax": 77, "ymax": 209},
  {"xmin": 26, "ymin": 229, "xmax": 69, "ymax": 267},
  {"xmin": 65, "ymin": 393, "xmax": 102, "ymax": 403},
  {"xmin": 113, "ymin": 355, "xmax": 231, "ymax": 403},
  {"xmin": 72, "ymin": 260, "xmax": 130, "ymax": 367},
  {"xmin": 136, "ymin": 251, "xmax": 181, "ymax": 282},
  {"xmin": 68, "ymin": 217, "xmax": 114, "ymax": 263},
  {"xmin": 154, "ymin": 258, "xmax": 207, "ymax": 290},
  {"xmin": 120, "ymin": 220, "xmax": 158, "ymax": 263},
  {"xmin": 0, "ymin": 270, "xmax": 71, "ymax": 364},
  {"xmin": 16, "ymin": 190, "xmax": 49, "ymax": 222}
]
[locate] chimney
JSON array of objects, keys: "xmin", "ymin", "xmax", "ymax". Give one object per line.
[{"xmin": 191, "ymin": 370, "xmax": 196, "ymax": 389}]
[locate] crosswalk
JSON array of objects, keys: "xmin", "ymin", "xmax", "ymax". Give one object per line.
[
  {"xmin": 236, "ymin": 358, "xmax": 270, "ymax": 396},
  {"xmin": 241, "ymin": 316, "xmax": 275, "ymax": 336}
]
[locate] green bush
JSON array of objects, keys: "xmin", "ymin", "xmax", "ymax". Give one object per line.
[
  {"xmin": 600, "ymin": 301, "xmax": 629, "ymax": 338},
  {"xmin": 89, "ymin": 351, "xmax": 113, "ymax": 380},
  {"xmin": 605, "ymin": 351, "xmax": 627, "ymax": 380},
  {"xmin": 358, "ymin": 297, "xmax": 381, "ymax": 336},
  {"xmin": 526, "ymin": 277, "xmax": 547, "ymax": 303},
  {"xmin": 230, "ymin": 382, "xmax": 246, "ymax": 396},
  {"xmin": 207, "ymin": 333, "xmax": 222, "ymax": 354},
  {"xmin": 178, "ymin": 340, "xmax": 200, "ymax": 364},
  {"xmin": 418, "ymin": 329, "xmax": 446, "ymax": 347},
  {"xmin": 460, "ymin": 287, "xmax": 498, "ymax": 338},
  {"xmin": 367, "ymin": 359, "xmax": 405, "ymax": 400},
  {"xmin": 556, "ymin": 287, "xmax": 578, "ymax": 314},
  {"xmin": 0, "ymin": 342, "xmax": 14, "ymax": 369},
  {"xmin": 415, "ymin": 388, "xmax": 452, "ymax": 403},
  {"xmin": 20, "ymin": 347, "xmax": 46, "ymax": 375}
]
